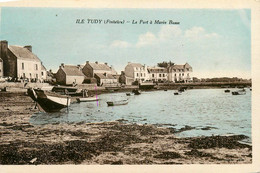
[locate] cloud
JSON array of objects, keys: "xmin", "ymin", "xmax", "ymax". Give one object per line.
[
  {"xmin": 158, "ymin": 25, "xmax": 182, "ymax": 40},
  {"xmin": 110, "ymin": 40, "xmax": 132, "ymax": 48},
  {"xmin": 109, "ymin": 26, "xmax": 220, "ymax": 49},
  {"xmin": 136, "ymin": 32, "xmax": 157, "ymax": 47},
  {"xmin": 184, "ymin": 27, "xmax": 219, "ymax": 40},
  {"xmin": 135, "ymin": 26, "xmax": 219, "ymax": 47}
]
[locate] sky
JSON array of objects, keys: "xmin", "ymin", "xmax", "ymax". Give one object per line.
[{"xmin": 0, "ymin": 7, "xmax": 251, "ymax": 79}]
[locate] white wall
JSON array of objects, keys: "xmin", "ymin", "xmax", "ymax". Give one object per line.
[{"xmin": 17, "ymin": 59, "xmax": 42, "ymax": 80}]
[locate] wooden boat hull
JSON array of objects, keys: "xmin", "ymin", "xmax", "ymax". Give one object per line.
[
  {"xmin": 107, "ymin": 100, "xmax": 128, "ymax": 106},
  {"xmin": 28, "ymin": 89, "xmax": 70, "ymax": 112}
]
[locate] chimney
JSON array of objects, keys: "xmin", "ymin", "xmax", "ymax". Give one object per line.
[
  {"xmin": 0, "ymin": 40, "xmax": 8, "ymax": 60},
  {"xmin": 95, "ymin": 61, "xmax": 98, "ymax": 64},
  {"xmin": 0, "ymin": 40, "xmax": 8, "ymax": 76},
  {"xmin": 128, "ymin": 62, "xmax": 131, "ymax": 64},
  {"xmin": 24, "ymin": 45, "xmax": 32, "ymax": 52},
  {"xmin": 86, "ymin": 61, "xmax": 89, "ymax": 64},
  {"xmin": 77, "ymin": 64, "xmax": 81, "ymax": 70},
  {"xmin": 61, "ymin": 63, "xmax": 64, "ymax": 68},
  {"xmin": 105, "ymin": 62, "xmax": 108, "ymax": 65}
]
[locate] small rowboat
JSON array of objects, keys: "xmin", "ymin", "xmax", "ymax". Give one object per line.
[
  {"xmin": 224, "ymin": 89, "xmax": 230, "ymax": 93},
  {"xmin": 174, "ymin": 92, "xmax": 182, "ymax": 95},
  {"xmin": 132, "ymin": 89, "xmax": 141, "ymax": 95},
  {"xmin": 232, "ymin": 89, "xmax": 246, "ymax": 95},
  {"xmin": 107, "ymin": 99, "xmax": 128, "ymax": 106},
  {"xmin": 76, "ymin": 97, "xmax": 99, "ymax": 103}
]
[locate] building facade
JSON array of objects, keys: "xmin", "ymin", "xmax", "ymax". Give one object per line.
[
  {"xmin": 168, "ymin": 63, "xmax": 193, "ymax": 83},
  {"xmin": 94, "ymin": 73, "xmax": 118, "ymax": 86},
  {"xmin": 122, "ymin": 62, "xmax": 193, "ymax": 85},
  {"xmin": 124, "ymin": 62, "xmax": 149, "ymax": 85},
  {"xmin": 0, "ymin": 40, "xmax": 47, "ymax": 81},
  {"xmin": 147, "ymin": 66, "xmax": 168, "ymax": 82},
  {"xmin": 82, "ymin": 61, "xmax": 118, "ymax": 86},
  {"xmin": 56, "ymin": 64, "xmax": 85, "ymax": 85}
]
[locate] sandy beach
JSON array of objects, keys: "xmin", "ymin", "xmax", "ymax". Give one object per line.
[{"xmin": 0, "ymin": 92, "xmax": 252, "ymax": 164}]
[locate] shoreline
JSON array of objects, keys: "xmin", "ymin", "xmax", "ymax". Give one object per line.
[{"xmin": 0, "ymin": 92, "xmax": 252, "ymax": 164}]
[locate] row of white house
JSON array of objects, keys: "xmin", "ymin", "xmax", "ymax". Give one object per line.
[
  {"xmin": 55, "ymin": 61, "xmax": 193, "ymax": 86},
  {"xmin": 123, "ymin": 62, "xmax": 193, "ymax": 85}
]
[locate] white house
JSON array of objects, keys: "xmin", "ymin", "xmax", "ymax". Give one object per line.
[
  {"xmin": 124, "ymin": 62, "xmax": 149, "ymax": 85},
  {"xmin": 147, "ymin": 66, "xmax": 168, "ymax": 82},
  {"xmin": 168, "ymin": 63, "xmax": 193, "ymax": 83}
]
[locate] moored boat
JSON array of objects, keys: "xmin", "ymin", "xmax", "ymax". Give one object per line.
[
  {"xmin": 76, "ymin": 96, "xmax": 99, "ymax": 103},
  {"xmin": 232, "ymin": 89, "xmax": 246, "ymax": 95},
  {"xmin": 132, "ymin": 89, "xmax": 141, "ymax": 95},
  {"xmin": 224, "ymin": 89, "xmax": 230, "ymax": 93},
  {"xmin": 107, "ymin": 99, "xmax": 128, "ymax": 106},
  {"xmin": 27, "ymin": 88, "xmax": 70, "ymax": 112},
  {"xmin": 126, "ymin": 92, "xmax": 132, "ymax": 96},
  {"xmin": 174, "ymin": 92, "xmax": 182, "ymax": 95}
]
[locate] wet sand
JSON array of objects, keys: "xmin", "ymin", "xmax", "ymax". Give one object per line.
[{"xmin": 0, "ymin": 92, "xmax": 252, "ymax": 164}]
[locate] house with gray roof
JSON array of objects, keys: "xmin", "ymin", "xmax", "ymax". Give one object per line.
[
  {"xmin": 0, "ymin": 40, "xmax": 47, "ymax": 81},
  {"xmin": 82, "ymin": 61, "xmax": 118, "ymax": 86},
  {"xmin": 167, "ymin": 63, "xmax": 192, "ymax": 83},
  {"xmin": 147, "ymin": 66, "xmax": 168, "ymax": 82},
  {"xmin": 56, "ymin": 64, "xmax": 85, "ymax": 85}
]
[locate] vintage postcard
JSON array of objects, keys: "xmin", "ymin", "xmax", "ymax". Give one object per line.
[{"xmin": 0, "ymin": 0, "xmax": 259, "ymax": 172}]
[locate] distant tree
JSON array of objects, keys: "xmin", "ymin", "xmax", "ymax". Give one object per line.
[{"xmin": 157, "ymin": 61, "xmax": 175, "ymax": 68}]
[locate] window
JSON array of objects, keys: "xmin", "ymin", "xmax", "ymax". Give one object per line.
[
  {"xmin": 141, "ymin": 73, "xmax": 142, "ymax": 77},
  {"xmin": 187, "ymin": 73, "xmax": 189, "ymax": 77},
  {"xmin": 175, "ymin": 74, "xmax": 177, "ymax": 76},
  {"xmin": 182, "ymin": 73, "xmax": 184, "ymax": 76},
  {"xmin": 136, "ymin": 73, "xmax": 138, "ymax": 77},
  {"xmin": 152, "ymin": 74, "xmax": 154, "ymax": 77},
  {"xmin": 23, "ymin": 73, "xmax": 25, "ymax": 79},
  {"xmin": 36, "ymin": 74, "xmax": 38, "ymax": 79},
  {"xmin": 179, "ymin": 74, "xmax": 181, "ymax": 76},
  {"xmin": 35, "ymin": 64, "xmax": 38, "ymax": 70},
  {"xmin": 159, "ymin": 74, "xmax": 161, "ymax": 77},
  {"xmin": 22, "ymin": 63, "xmax": 24, "ymax": 70},
  {"xmin": 163, "ymin": 74, "xmax": 165, "ymax": 77},
  {"xmin": 144, "ymin": 73, "xmax": 146, "ymax": 77},
  {"xmin": 41, "ymin": 72, "xmax": 44, "ymax": 76}
]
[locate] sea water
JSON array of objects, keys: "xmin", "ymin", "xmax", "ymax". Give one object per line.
[{"xmin": 30, "ymin": 88, "xmax": 251, "ymax": 143}]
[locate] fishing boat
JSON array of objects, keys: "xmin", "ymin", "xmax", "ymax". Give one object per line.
[
  {"xmin": 232, "ymin": 89, "xmax": 246, "ymax": 95},
  {"xmin": 132, "ymin": 89, "xmax": 141, "ymax": 95},
  {"xmin": 107, "ymin": 99, "xmax": 128, "ymax": 106},
  {"xmin": 224, "ymin": 89, "xmax": 230, "ymax": 93},
  {"xmin": 174, "ymin": 91, "xmax": 182, "ymax": 95},
  {"xmin": 126, "ymin": 92, "xmax": 132, "ymax": 96},
  {"xmin": 76, "ymin": 96, "xmax": 99, "ymax": 103},
  {"xmin": 27, "ymin": 88, "xmax": 70, "ymax": 112}
]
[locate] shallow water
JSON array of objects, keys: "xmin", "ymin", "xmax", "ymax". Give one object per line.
[{"xmin": 30, "ymin": 88, "xmax": 251, "ymax": 143}]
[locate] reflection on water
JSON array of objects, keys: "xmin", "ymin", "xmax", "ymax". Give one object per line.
[{"xmin": 30, "ymin": 89, "xmax": 251, "ymax": 143}]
